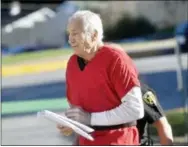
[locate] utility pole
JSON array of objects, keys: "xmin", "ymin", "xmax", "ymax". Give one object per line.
[{"xmin": 175, "ymin": 35, "xmax": 188, "ymax": 143}]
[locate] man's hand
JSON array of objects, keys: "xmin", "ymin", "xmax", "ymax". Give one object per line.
[
  {"xmin": 65, "ymin": 106, "xmax": 91, "ymax": 125},
  {"xmin": 56, "ymin": 124, "xmax": 73, "ymax": 136}
]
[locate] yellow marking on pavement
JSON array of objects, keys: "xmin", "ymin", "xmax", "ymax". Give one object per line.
[{"xmin": 2, "ymin": 60, "xmax": 68, "ymax": 77}]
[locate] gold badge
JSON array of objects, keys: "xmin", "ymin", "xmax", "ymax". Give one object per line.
[{"xmin": 143, "ymin": 91, "xmax": 156, "ymax": 105}]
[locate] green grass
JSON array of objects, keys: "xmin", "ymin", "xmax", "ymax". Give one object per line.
[
  {"xmin": 2, "ymin": 48, "xmax": 73, "ymax": 65},
  {"xmin": 150, "ymin": 109, "xmax": 187, "ymax": 137},
  {"xmin": 2, "ymin": 98, "xmax": 69, "ymax": 115}
]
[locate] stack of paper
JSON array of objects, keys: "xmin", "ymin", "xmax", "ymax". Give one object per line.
[{"xmin": 37, "ymin": 110, "xmax": 94, "ymax": 141}]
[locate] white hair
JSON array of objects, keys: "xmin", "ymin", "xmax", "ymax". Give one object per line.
[{"xmin": 69, "ymin": 10, "xmax": 104, "ymax": 42}]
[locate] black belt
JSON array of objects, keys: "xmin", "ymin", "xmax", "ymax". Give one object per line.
[{"xmin": 90, "ymin": 121, "xmax": 137, "ymax": 131}]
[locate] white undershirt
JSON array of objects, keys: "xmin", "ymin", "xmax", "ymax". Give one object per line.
[{"xmin": 91, "ymin": 86, "xmax": 144, "ymax": 126}]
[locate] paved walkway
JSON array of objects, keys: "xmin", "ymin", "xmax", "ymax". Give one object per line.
[{"xmin": 2, "ymin": 114, "xmax": 187, "ymax": 145}]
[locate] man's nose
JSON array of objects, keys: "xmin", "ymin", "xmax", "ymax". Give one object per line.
[
  {"xmin": 68, "ymin": 36, "xmax": 75, "ymax": 44},
  {"xmin": 68, "ymin": 39, "xmax": 73, "ymax": 45},
  {"xmin": 68, "ymin": 39, "xmax": 75, "ymax": 45}
]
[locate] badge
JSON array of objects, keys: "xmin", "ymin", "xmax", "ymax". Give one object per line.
[{"xmin": 143, "ymin": 91, "xmax": 157, "ymax": 105}]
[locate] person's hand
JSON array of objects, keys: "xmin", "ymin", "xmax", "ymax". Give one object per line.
[
  {"xmin": 56, "ymin": 124, "xmax": 73, "ymax": 136},
  {"xmin": 65, "ymin": 106, "xmax": 91, "ymax": 125}
]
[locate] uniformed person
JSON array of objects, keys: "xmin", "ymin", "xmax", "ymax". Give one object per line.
[{"xmin": 137, "ymin": 82, "xmax": 174, "ymax": 145}]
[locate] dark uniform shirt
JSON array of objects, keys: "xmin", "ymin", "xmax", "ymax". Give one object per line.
[{"xmin": 137, "ymin": 83, "xmax": 165, "ymax": 145}]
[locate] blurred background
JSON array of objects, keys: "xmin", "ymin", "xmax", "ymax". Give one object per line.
[{"xmin": 1, "ymin": 0, "xmax": 188, "ymax": 145}]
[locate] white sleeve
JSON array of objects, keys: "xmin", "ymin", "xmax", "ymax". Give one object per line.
[{"xmin": 91, "ymin": 86, "xmax": 144, "ymax": 126}]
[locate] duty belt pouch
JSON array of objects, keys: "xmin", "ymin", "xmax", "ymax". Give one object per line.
[
  {"xmin": 147, "ymin": 124, "xmax": 154, "ymax": 146},
  {"xmin": 141, "ymin": 124, "xmax": 154, "ymax": 146}
]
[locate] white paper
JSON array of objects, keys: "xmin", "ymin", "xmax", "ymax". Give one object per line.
[
  {"xmin": 58, "ymin": 112, "xmax": 94, "ymax": 133},
  {"xmin": 37, "ymin": 110, "xmax": 94, "ymax": 141}
]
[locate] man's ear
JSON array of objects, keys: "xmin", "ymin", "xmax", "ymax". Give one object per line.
[{"xmin": 92, "ymin": 30, "xmax": 98, "ymax": 42}]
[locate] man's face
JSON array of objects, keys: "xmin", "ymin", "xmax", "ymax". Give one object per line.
[{"xmin": 67, "ymin": 19, "xmax": 96, "ymax": 56}]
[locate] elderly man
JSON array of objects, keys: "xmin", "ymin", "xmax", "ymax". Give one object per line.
[{"xmin": 57, "ymin": 10, "xmax": 144, "ymax": 145}]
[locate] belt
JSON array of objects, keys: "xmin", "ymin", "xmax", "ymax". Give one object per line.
[{"xmin": 90, "ymin": 121, "xmax": 137, "ymax": 131}]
